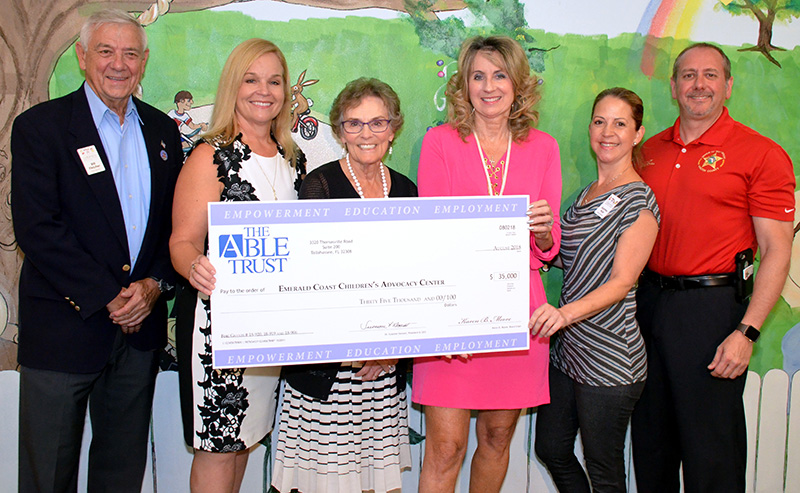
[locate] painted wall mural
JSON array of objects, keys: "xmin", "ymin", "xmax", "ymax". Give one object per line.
[{"xmin": 2, "ymin": 0, "xmax": 800, "ymax": 376}]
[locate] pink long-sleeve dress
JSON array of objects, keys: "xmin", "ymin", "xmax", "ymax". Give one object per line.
[{"xmin": 412, "ymin": 124, "xmax": 562, "ymax": 409}]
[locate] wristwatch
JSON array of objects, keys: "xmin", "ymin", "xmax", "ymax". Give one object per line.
[{"xmin": 736, "ymin": 323, "xmax": 760, "ymax": 343}]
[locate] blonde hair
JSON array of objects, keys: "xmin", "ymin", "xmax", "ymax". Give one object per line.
[
  {"xmin": 205, "ymin": 38, "xmax": 297, "ymax": 165},
  {"xmin": 446, "ymin": 36, "xmax": 541, "ymax": 142}
]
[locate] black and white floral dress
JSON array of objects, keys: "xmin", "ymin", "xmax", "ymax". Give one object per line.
[{"xmin": 176, "ymin": 135, "xmax": 305, "ymax": 452}]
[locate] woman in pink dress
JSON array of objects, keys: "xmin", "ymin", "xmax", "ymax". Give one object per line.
[{"xmin": 414, "ymin": 35, "xmax": 562, "ymax": 492}]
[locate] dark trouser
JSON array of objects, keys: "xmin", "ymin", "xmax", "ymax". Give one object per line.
[
  {"xmin": 19, "ymin": 331, "xmax": 158, "ymax": 493},
  {"xmin": 631, "ymin": 279, "xmax": 748, "ymax": 493},
  {"xmin": 535, "ymin": 364, "xmax": 644, "ymax": 493}
]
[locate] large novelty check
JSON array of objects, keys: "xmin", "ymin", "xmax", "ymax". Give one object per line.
[{"xmin": 208, "ymin": 196, "xmax": 531, "ymax": 368}]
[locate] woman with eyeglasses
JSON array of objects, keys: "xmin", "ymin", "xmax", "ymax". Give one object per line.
[{"xmin": 271, "ymin": 77, "xmax": 415, "ymax": 493}]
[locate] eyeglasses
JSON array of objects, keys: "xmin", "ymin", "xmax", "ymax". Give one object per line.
[{"xmin": 341, "ymin": 119, "xmax": 392, "ymax": 134}]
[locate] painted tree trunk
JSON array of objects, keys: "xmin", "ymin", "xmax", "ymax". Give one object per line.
[{"xmin": 739, "ymin": 5, "xmax": 785, "ymax": 67}]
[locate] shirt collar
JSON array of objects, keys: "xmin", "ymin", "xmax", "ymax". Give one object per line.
[
  {"xmin": 84, "ymin": 82, "xmax": 142, "ymax": 128},
  {"xmin": 664, "ymin": 107, "xmax": 734, "ymax": 147}
]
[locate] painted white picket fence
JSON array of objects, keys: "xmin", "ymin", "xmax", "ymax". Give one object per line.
[{"xmin": 0, "ymin": 369, "xmax": 797, "ymax": 492}]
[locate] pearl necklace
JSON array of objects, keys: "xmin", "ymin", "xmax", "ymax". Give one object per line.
[{"xmin": 346, "ymin": 153, "xmax": 388, "ymax": 198}]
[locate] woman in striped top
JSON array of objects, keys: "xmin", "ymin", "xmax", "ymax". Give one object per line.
[{"xmin": 528, "ymin": 87, "xmax": 659, "ymax": 492}]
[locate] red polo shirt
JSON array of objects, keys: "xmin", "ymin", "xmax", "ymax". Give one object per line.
[{"xmin": 640, "ymin": 107, "xmax": 795, "ymax": 276}]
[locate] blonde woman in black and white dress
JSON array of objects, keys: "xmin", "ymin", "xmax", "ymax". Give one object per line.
[{"xmin": 170, "ymin": 38, "xmax": 305, "ymax": 493}]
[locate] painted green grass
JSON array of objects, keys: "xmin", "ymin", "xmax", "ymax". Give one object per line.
[{"xmin": 51, "ymin": 10, "xmax": 800, "ymax": 375}]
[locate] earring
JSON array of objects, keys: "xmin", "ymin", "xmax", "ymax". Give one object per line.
[{"xmin": 388, "ymin": 145, "xmax": 393, "ymax": 155}]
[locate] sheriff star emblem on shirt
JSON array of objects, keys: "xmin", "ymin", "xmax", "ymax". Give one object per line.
[{"xmin": 698, "ymin": 150, "xmax": 726, "ymax": 173}]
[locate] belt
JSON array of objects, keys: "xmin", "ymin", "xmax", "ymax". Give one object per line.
[{"xmin": 641, "ymin": 269, "xmax": 736, "ymax": 290}]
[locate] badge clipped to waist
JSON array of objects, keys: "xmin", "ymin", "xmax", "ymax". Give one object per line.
[{"xmin": 735, "ymin": 248, "xmax": 754, "ymax": 304}]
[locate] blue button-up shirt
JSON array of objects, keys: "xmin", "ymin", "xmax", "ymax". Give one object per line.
[{"xmin": 85, "ymin": 83, "xmax": 151, "ymax": 268}]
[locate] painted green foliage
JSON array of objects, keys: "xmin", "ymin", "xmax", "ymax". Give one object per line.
[
  {"xmin": 717, "ymin": 0, "xmax": 800, "ymax": 67},
  {"xmin": 406, "ymin": 0, "xmax": 548, "ymax": 73},
  {"xmin": 49, "ymin": 10, "xmax": 800, "ymax": 375},
  {"xmin": 719, "ymin": 0, "xmax": 800, "ymax": 26}
]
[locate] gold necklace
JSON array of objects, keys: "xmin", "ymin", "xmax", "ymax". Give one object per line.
[
  {"xmin": 254, "ymin": 153, "xmax": 279, "ymax": 200},
  {"xmin": 474, "ymin": 131, "xmax": 511, "ymax": 196}
]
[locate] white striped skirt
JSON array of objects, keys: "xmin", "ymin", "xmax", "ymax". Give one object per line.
[{"xmin": 272, "ymin": 363, "xmax": 411, "ymax": 493}]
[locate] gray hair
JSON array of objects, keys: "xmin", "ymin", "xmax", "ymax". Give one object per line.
[{"xmin": 79, "ymin": 9, "xmax": 147, "ymax": 52}]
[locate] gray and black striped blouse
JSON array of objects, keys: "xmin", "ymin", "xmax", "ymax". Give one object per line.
[{"xmin": 550, "ymin": 180, "xmax": 660, "ymax": 387}]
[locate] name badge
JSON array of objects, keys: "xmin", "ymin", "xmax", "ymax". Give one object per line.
[
  {"xmin": 595, "ymin": 194, "xmax": 621, "ymax": 219},
  {"xmin": 77, "ymin": 145, "xmax": 105, "ymax": 175}
]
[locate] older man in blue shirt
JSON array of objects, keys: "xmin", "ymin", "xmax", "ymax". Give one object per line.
[
  {"xmin": 86, "ymin": 82, "xmax": 152, "ymax": 272},
  {"xmin": 11, "ymin": 9, "xmax": 182, "ymax": 491}
]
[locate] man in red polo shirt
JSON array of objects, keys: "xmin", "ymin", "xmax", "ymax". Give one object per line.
[{"xmin": 631, "ymin": 43, "xmax": 794, "ymax": 492}]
